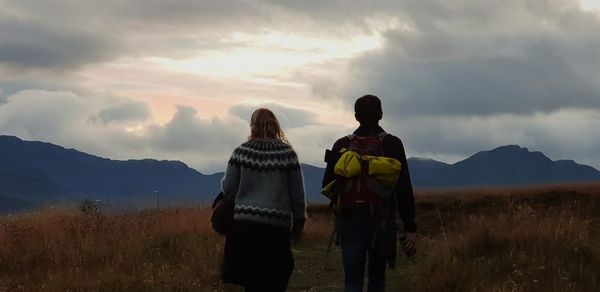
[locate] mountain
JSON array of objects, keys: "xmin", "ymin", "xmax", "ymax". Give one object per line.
[
  {"xmin": 1, "ymin": 136, "xmax": 599, "ymax": 213},
  {"xmin": 300, "ymin": 164, "xmax": 328, "ymax": 202},
  {"xmin": 209, "ymin": 164, "xmax": 326, "ymax": 203},
  {"xmin": 0, "ymin": 135, "xmax": 327, "ymax": 211},
  {"xmin": 0, "ymin": 162, "xmax": 71, "ymax": 202},
  {"xmin": 0, "ymin": 194, "xmax": 35, "ymax": 214},
  {"xmin": 406, "ymin": 157, "xmax": 451, "ymax": 187},
  {"xmin": 0, "ymin": 135, "xmax": 223, "ymax": 208},
  {"xmin": 409, "ymin": 145, "xmax": 600, "ymax": 188}
]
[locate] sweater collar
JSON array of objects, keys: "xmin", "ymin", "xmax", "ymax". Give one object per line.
[{"xmin": 248, "ymin": 137, "xmax": 287, "ymax": 145}]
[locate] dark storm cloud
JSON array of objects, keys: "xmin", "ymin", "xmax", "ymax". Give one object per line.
[
  {"xmin": 0, "ymin": 0, "xmax": 277, "ymax": 71},
  {"xmin": 229, "ymin": 103, "xmax": 318, "ymax": 128},
  {"xmin": 0, "ymin": 21, "xmax": 120, "ymax": 70},
  {"xmin": 312, "ymin": 0, "xmax": 600, "ymax": 168},
  {"xmin": 3, "ymin": 0, "xmax": 269, "ymax": 29},
  {"xmin": 380, "ymin": 109, "xmax": 600, "ymax": 169},
  {"xmin": 349, "ymin": 36, "xmax": 600, "ymax": 117},
  {"xmin": 343, "ymin": 0, "xmax": 600, "ymax": 116},
  {"xmin": 0, "ymin": 79, "xmax": 69, "ymax": 97}
]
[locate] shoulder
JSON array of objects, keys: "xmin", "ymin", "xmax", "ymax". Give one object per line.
[
  {"xmin": 382, "ymin": 133, "xmax": 403, "ymax": 146},
  {"xmin": 231, "ymin": 139, "xmax": 299, "ymax": 170},
  {"xmin": 381, "ymin": 133, "xmax": 407, "ymax": 158},
  {"xmin": 242, "ymin": 138, "xmax": 292, "ymax": 150},
  {"xmin": 332, "ymin": 136, "xmax": 351, "ymax": 151}
]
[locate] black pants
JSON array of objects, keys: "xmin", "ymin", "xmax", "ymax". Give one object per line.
[
  {"xmin": 222, "ymin": 220, "xmax": 294, "ymax": 292},
  {"xmin": 338, "ymin": 217, "xmax": 387, "ymax": 292}
]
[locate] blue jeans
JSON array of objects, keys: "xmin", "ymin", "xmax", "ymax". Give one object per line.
[{"xmin": 338, "ymin": 217, "xmax": 387, "ymax": 292}]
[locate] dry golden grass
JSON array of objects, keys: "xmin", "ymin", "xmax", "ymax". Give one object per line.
[
  {"xmin": 1, "ymin": 182, "xmax": 599, "ymax": 291},
  {"xmin": 416, "ymin": 181, "xmax": 600, "ymax": 201},
  {"xmin": 409, "ymin": 182, "xmax": 600, "ymax": 292},
  {"xmin": 416, "ymin": 203, "xmax": 600, "ymax": 291},
  {"xmin": 0, "ymin": 207, "xmax": 224, "ymax": 291}
]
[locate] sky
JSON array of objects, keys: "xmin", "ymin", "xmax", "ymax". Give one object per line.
[{"xmin": 1, "ymin": 0, "xmax": 600, "ymax": 173}]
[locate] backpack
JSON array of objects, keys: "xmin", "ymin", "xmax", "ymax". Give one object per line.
[
  {"xmin": 336, "ymin": 132, "xmax": 395, "ymax": 217},
  {"xmin": 323, "ymin": 131, "xmax": 402, "ymax": 258}
]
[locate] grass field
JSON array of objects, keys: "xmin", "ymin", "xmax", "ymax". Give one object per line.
[{"xmin": 1, "ymin": 183, "xmax": 599, "ymax": 291}]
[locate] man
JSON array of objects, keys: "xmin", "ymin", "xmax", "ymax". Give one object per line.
[{"xmin": 322, "ymin": 95, "xmax": 417, "ymax": 292}]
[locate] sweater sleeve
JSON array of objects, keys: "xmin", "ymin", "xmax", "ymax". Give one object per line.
[
  {"xmin": 288, "ymin": 151, "xmax": 307, "ymax": 222},
  {"xmin": 221, "ymin": 148, "xmax": 241, "ymax": 202}
]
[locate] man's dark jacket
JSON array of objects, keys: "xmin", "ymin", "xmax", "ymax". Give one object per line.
[{"xmin": 322, "ymin": 124, "xmax": 417, "ymax": 233}]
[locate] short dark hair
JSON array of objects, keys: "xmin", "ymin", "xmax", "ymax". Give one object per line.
[{"xmin": 354, "ymin": 94, "xmax": 382, "ymax": 124}]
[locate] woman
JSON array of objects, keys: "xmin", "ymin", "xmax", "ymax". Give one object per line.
[{"xmin": 221, "ymin": 108, "xmax": 307, "ymax": 292}]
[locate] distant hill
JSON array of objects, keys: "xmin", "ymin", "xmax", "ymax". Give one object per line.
[
  {"xmin": 1, "ymin": 136, "xmax": 599, "ymax": 213},
  {"xmin": 0, "ymin": 136, "xmax": 223, "ymax": 211},
  {"xmin": 409, "ymin": 145, "xmax": 600, "ymax": 188},
  {"xmin": 0, "ymin": 194, "xmax": 35, "ymax": 214},
  {"xmin": 406, "ymin": 157, "xmax": 451, "ymax": 187},
  {"xmin": 0, "ymin": 162, "xmax": 71, "ymax": 202}
]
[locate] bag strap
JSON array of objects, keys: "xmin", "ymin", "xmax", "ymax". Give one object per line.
[{"xmin": 347, "ymin": 131, "xmax": 388, "ymax": 141}]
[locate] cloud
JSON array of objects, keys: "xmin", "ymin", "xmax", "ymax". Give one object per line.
[
  {"xmin": 229, "ymin": 102, "xmax": 319, "ymax": 128},
  {"xmin": 286, "ymin": 124, "xmax": 354, "ymax": 166},
  {"xmin": 0, "ymin": 0, "xmax": 394, "ymax": 72},
  {"xmin": 343, "ymin": 0, "xmax": 600, "ymax": 116},
  {"xmin": 0, "ymin": 0, "xmax": 284, "ymax": 71},
  {"xmin": 147, "ymin": 105, "xmax": 247, "ymax": 153},
  {"xmin": 94, "ymin": 100, "xmax": 151, "ymax": 124},
  {"xmin": 316, "ymin": 0, "xmax": 600, "ymax": 169},
  {"xmin": 0, "ymin": 89, "xmax": 249, "ymax": 172},
  {"xmin": 0, "ymin": 21, "xmax": 120, "ymax": 71},
  {"xmin": 380, "ymin": 108, "xmax": 600, "ymax": 169},
  {"xmin": 1, "ymin": 0, "xmax": 600, "ymax": 174},
  {"xmin": 0, "ymin": 90, "xmax": 90, "ymax": 139}
]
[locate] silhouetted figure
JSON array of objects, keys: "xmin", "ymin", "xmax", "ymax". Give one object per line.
[
  {"xmin": 221, "ymin": 108, "xmax": 307, "ymax": 292},
  {"xmin": 322, "ymin": 95, "xmax": 417, "ymax": 292}
]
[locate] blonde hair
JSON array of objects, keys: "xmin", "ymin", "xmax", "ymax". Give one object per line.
[{"xmin": 249, "ymin": 108, "xmax": 288, "ymax": 142}]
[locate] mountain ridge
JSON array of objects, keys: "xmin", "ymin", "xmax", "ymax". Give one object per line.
[
  {"xmin": 409, "ymin": 145, "xmax": 600, "ymax": 188},
  {"xmin": 1, "ymin": 135, "xmax": 599, "ymax": 213}
]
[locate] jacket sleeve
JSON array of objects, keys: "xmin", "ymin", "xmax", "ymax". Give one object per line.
[
  {"xmin": 394, "ymin": 139, "xmax": 417, "ymax": 233},
  {"xmin": 289, "ymin": 151, "xmax": 307, "ymax": 222},
  {"xmin": 221, "ymin": 148, "xmax": 241, "ymax": 202},
  {"xmin": 322, "ymin": 138, "xmax": 347, "ymax": 188}
]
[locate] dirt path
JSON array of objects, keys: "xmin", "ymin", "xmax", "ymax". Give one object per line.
[
  {"xmin": 211, "ymin": 243, "xmax": 417, "ymax": 292},
  {"xmin": 289, "ymin": 244, "xmax": 417, "ymax": 292}
]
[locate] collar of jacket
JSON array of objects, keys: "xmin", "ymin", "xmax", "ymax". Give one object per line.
[{"xmin": 354, "ymin": 124, "xmax": 385, "ymax": 137}]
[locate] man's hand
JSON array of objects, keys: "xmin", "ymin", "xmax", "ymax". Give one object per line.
[
  {"xmin": 399, "ymin": 232, "xmax": 417, "ymax": 258},
  {"xmin": 406, "ymin": 232, "xmax": 417, "ymax": 246}
]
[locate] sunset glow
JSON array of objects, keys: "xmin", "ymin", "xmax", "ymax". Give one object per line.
[
  {"xmin": 148, "ymin": 31, "xmax": 382, "ymax": 78},
  {"xmin": 2, "ymin": 0, "xmax": 600, "ymax": 172}
]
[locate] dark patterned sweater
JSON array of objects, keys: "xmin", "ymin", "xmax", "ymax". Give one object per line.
[{"xmin": 221, "ymin": 138, "xmax": 307, "ymax": 227}]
